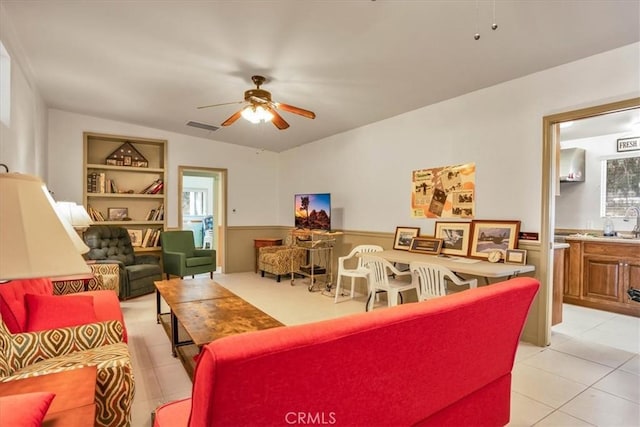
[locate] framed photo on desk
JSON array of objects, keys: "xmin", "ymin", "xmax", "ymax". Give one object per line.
[
  {"xmin": 434, "ymin": 221, "xmax": 471, "ymax": 256},
  {"xmin": 409, "ymin": 237, "xmax": 443, "ymax": 255},
  {"xmin": 469, "ymin": 220, "xmax": 520, "ymax": 260},
  {"xmin": 393, "ymin": 226, "xmax": 420, "ymax": 251}
]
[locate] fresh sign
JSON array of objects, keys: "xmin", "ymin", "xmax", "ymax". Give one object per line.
[{"xmin": 617, "ymin": 136, "xmax": 640, "ymax": 152}]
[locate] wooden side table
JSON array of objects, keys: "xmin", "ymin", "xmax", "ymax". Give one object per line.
[{"xmin": 254, "ymin": 238, "xmax": 283, "ymax": 273}]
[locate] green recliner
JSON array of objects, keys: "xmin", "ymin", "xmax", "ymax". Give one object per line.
[{"xmin": 161, "ymin": 230, "xmax": 216, "ymax": 279}]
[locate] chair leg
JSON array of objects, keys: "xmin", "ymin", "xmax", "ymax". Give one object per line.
[
  {"xmin": 210, "ymin": 271, "xmax": 213, "ymax": 279},
  {"xmin": 350, "ymin": 277, "xmax": 356, "ymax": 299},
  {"xmin": 366, "ymin": 292, "xmax": 374, "ymax": 312},
  {"xmin": 388, "ymin": 289, "xmax": 399, "ymax": 307},
  {"xmin": 166, "ymin": 273, "xmax": 169, "ymax": 280},
  {"xmin": 261, "ymin": 271, "xmax": 265, "ymax": 277},
  {"xmin": 334, "ymin": 275, "xmax": 343, "ymax": 303},
  {"xmin": 192, "ymin": 275, "xmax": 195, "ymax": 278},
  {"xmin": 276, "ymin": 275, "xmax": 281, "ymax": 283}
]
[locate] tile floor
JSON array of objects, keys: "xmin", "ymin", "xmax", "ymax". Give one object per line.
[{"xmin": 122, "ymin": 272, "xmax": 640, "ymax": 426}]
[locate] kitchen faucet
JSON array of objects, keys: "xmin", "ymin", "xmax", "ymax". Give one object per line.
[{"xmin": 624, "ymin": 206, "xmax": 640, "ymax": 238}]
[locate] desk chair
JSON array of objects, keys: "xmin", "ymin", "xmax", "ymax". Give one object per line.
[
  {"xmin": 361, "ymin": 255, "xmax": 419, "ymax": 311},
  {"xmin": 334, "ymin": 244, "xmax": 383, "ymax": 303},
  {"xmin": 410, "ymin": 262, "xmax": 477, "ymax": 301}
]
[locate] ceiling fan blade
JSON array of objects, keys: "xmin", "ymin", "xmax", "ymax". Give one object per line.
[
  {"xmin": 268, "ymin": 107, "xmax": 290, "ymax": 130},
  {"xmin": 276, "ymin": 103, "xmax": 316, "ymax": 119},
  {"xmin": 197, "ymin": 101, "xmax": 243, "ymax": 109},
  {"xmin": 221, "ymin": 110, "xmax": 243, "ymax": 126}
]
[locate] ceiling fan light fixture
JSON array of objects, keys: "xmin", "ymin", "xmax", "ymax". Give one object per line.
[{"xmin": 241, "ymin": 104, "xmax": 274, "ymax": 124}]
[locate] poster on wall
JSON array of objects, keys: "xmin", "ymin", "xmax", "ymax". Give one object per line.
[{"xmin": 411, "ymin": 163, "xmax": 476, "ymax": 218}]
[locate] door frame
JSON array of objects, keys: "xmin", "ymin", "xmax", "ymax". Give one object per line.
[
  {"xmin": 178, "ymin": 165, "xmax": 228, "ymax": 273},
  {"xmin": 541, "ymin": 97, "xmax": 639, "ymax": 344}
]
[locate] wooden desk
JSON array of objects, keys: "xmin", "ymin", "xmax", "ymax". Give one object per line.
[
  {"xmin": 254, "ymin": 238, "xmax": 283, "ymax": 273},
  {"xmin": 374, "ymin": 250, "xmax": 535, "ymax": 284},
  {"xmin": 0, "ymin": 366, "xmax": 97, "ymax": 427}
]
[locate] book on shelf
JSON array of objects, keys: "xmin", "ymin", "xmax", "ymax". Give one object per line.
[
  {"xmin": 108, "ymin": 179, "xmax": 118, "ymax": 193},
  {"xmin": 141, "ymin": 228, "xmax": 153, "ymax": 247},
  {"xmin": 87, "ymin": 205, "xmax": 104, "ymax": 221},
  {"xmin": 150, "ymin": 181, "xmax": 164, "ymax": 194},
  {"xmin": 141, "ymin": 179, "xmax": 163, "ymax": 194},
  {"xmin": 153, "ymin": 203, "xmax": 164, "ymax": 221},
  {"xmin": 87, "ymin": 172, "xmax": 107, "ymax": 193},
  {"xmin": 152, "ymin": 229, "xmax": 162, "ymax": 247}
]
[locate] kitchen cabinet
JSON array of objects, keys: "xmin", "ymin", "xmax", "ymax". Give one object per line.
[{"xmin": 565, "ymin": 239, "xmax": 640, "ymax": 317}]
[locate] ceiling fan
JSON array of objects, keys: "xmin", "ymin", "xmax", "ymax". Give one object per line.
[{"xmin": 197, "ymin": 75, "xmax": 316, "ymax": 130}]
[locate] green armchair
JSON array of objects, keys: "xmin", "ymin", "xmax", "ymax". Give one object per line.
[{"xmin": 161, "ymin": 230, "xmax": 217, "ymax": 279}]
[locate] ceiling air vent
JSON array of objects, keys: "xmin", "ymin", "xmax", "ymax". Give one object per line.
[{"xmin": 186, "ymin": 121, "xmax": 219, "ymax": 132}]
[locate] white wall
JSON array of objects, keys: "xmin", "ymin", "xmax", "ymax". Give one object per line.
[
  {"xmin": 557, "ymin": 133, "xmax": 639, "ymax": 233},
  {"xmin": 0, "ymin": 5, "xmax": 48, "ymax": 178},
  {"xmin": 278, "ymin": 43, "xmax": 640, "ymax": 236},
  {"xmin": 46, "ymin": 109, "xmax": 280, "ymax": 228}
]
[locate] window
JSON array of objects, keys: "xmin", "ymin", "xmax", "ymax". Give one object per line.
[
  {"xmin": 182, "ymin": 189, "xmax": 207, "ymax": 216},
  {"xmin": 0, "ymin": 40, "xmax": 10, "ymax": 127},
  {"xmin": 601, "ymin": 155, "xmax": 640, "ymax": 217}
]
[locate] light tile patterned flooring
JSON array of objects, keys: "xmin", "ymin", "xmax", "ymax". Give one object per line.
[{"xmin": 122, "ymin": 272, "xmax": 640, "ymax": 426}]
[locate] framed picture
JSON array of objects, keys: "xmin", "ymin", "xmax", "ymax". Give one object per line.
[
  {"xmin": 409, "ymin": 237, "xmax": 443, "ymax": 255},
  {"xmin": 393, "ymin": 226, "xmax": 420, "ymax": 251},
  {"xmin": 434, "ymin": 221, "xmax": 471, "ymax": 256},
  {"xmin": 469, "ymin": 220, "xmax": 521, "ymax": 260},
  {"xmin": 128, "ymin": 229, "xmax": 142, "ymax": 247},
  {"xmin": 505, "ymin": 249, "xmax": 527, "ymax": 265},
  {"xmin": 108, "ymin": 207, "xmax": 128, "ymax": 221}
]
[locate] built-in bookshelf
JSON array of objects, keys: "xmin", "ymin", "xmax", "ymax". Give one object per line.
[{"xmin": 83, "ymin": 132, "xmax": 167, "ymax": 252}]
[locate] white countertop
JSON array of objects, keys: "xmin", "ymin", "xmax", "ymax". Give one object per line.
[{"xmin": 564, "ymin": 235, "xmax": 640, "ymax": 245}]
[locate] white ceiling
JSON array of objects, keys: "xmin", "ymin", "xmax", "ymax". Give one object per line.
[{"xmin": 2, "ymin": 0, "xmax": 639, "ymax": 152}]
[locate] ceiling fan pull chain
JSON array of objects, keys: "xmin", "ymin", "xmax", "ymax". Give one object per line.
[
  {"xmin": 492, "ymin": 0, "xmax": 498, "ymax": 30},
  {"xmin": 474, "ymin": 0, "xmax": 480, "ymax": 40}
]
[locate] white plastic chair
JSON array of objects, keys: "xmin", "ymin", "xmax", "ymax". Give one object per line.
[
  {"xmin": 334, "ymin": 245, "xmax": 383, "ymax": 303},
  {"xmin": 409, "ymin": 261, "xmax": 477, "ymax": 301},
  {"xmin": 361, "ymin": 255, "xmax": 419, "ymax": 311}
]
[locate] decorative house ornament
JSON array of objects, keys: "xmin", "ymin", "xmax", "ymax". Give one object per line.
[{"xmin": 105, "ymin": 142, "xmax": 148, "ymax": 167}]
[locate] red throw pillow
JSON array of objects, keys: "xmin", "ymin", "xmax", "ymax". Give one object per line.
[
  {"xmin": 25, "ymin": 294, "xmax": 98, "ymax": 332},
  {"xmin": 0, "ymin": 392, "xmax": 55, "ymax": 427}
]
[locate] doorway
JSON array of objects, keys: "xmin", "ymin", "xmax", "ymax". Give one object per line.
[
  {"xmin": 541, "ymin": 97, "xmax": 640, "ymax": 343},
  {"xmin": 178, "ymin": 166, "xmax": 228, "ymax": 273}
]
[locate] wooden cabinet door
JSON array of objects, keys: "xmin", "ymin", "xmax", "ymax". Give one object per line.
[
  {"xmin": 565, "ymin": 242, "xmax": 582, "ymax": 298},
  {"xmin": 624, "ymin": 258, "xmax": 640, "ymax": 292},
  {"xmin": 582, "ymin": 255, "xmax": 622, "ymax": 302}
]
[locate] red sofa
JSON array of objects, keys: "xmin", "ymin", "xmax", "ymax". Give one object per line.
[
  {"xmin": 154, "ymin": 277, "xmax": 539, "ymax": 426},
  {"xmin": 0, "ymin": 277, "xmax": 127, "ymax": 342}
]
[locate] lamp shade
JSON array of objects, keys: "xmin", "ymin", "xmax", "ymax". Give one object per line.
[
  {"xmin": 0, "ymin": 173, "xmax": 91, "ymax": 280},
  {"xmin": 55, "ymin": 201, "xmax": 93, "ymax": 229},
  {"xmin": 53, "ymin": 202, "xmax": 91, "ymax": 255}
]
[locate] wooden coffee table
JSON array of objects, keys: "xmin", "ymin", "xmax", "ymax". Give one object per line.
[{"xmin": 154, "ymin": 278, "xmax": 283, "ymax": 368}]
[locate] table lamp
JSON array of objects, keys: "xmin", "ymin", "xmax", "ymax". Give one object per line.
[
  {"xmin": 0, "ymin": 171, "xmax": 91, "ymax": 281},
  {"xmin": 55, "ymin": 201, "xmax": 93, "ymax": 236}
]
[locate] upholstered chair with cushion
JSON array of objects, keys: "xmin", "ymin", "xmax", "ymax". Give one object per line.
[
  {"xmin": 258, "ymin": 236, "xmax": 306, "ymax": 282},
  {"xmin": 0, "ymin": 277, "xmax": 127, "ymax": 342},
  {"xmin": 0, "ymin": 320, "xmax": 135, "ymax": 427},
  {"xmin": 52, "ymin": 263, "xmax": 120, "ymax": 295},
  {"xmin": 161, "ymin": 230, "xmax": 216, "ymax": 279},
  {"xmin": 84, "ymin": 225, "xmax": 162, "ymax": 299}
]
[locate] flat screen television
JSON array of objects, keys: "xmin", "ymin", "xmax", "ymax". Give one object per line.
[{"xmin": 294, "ymin": 193, "xmax": 331, "ymax": 231}]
